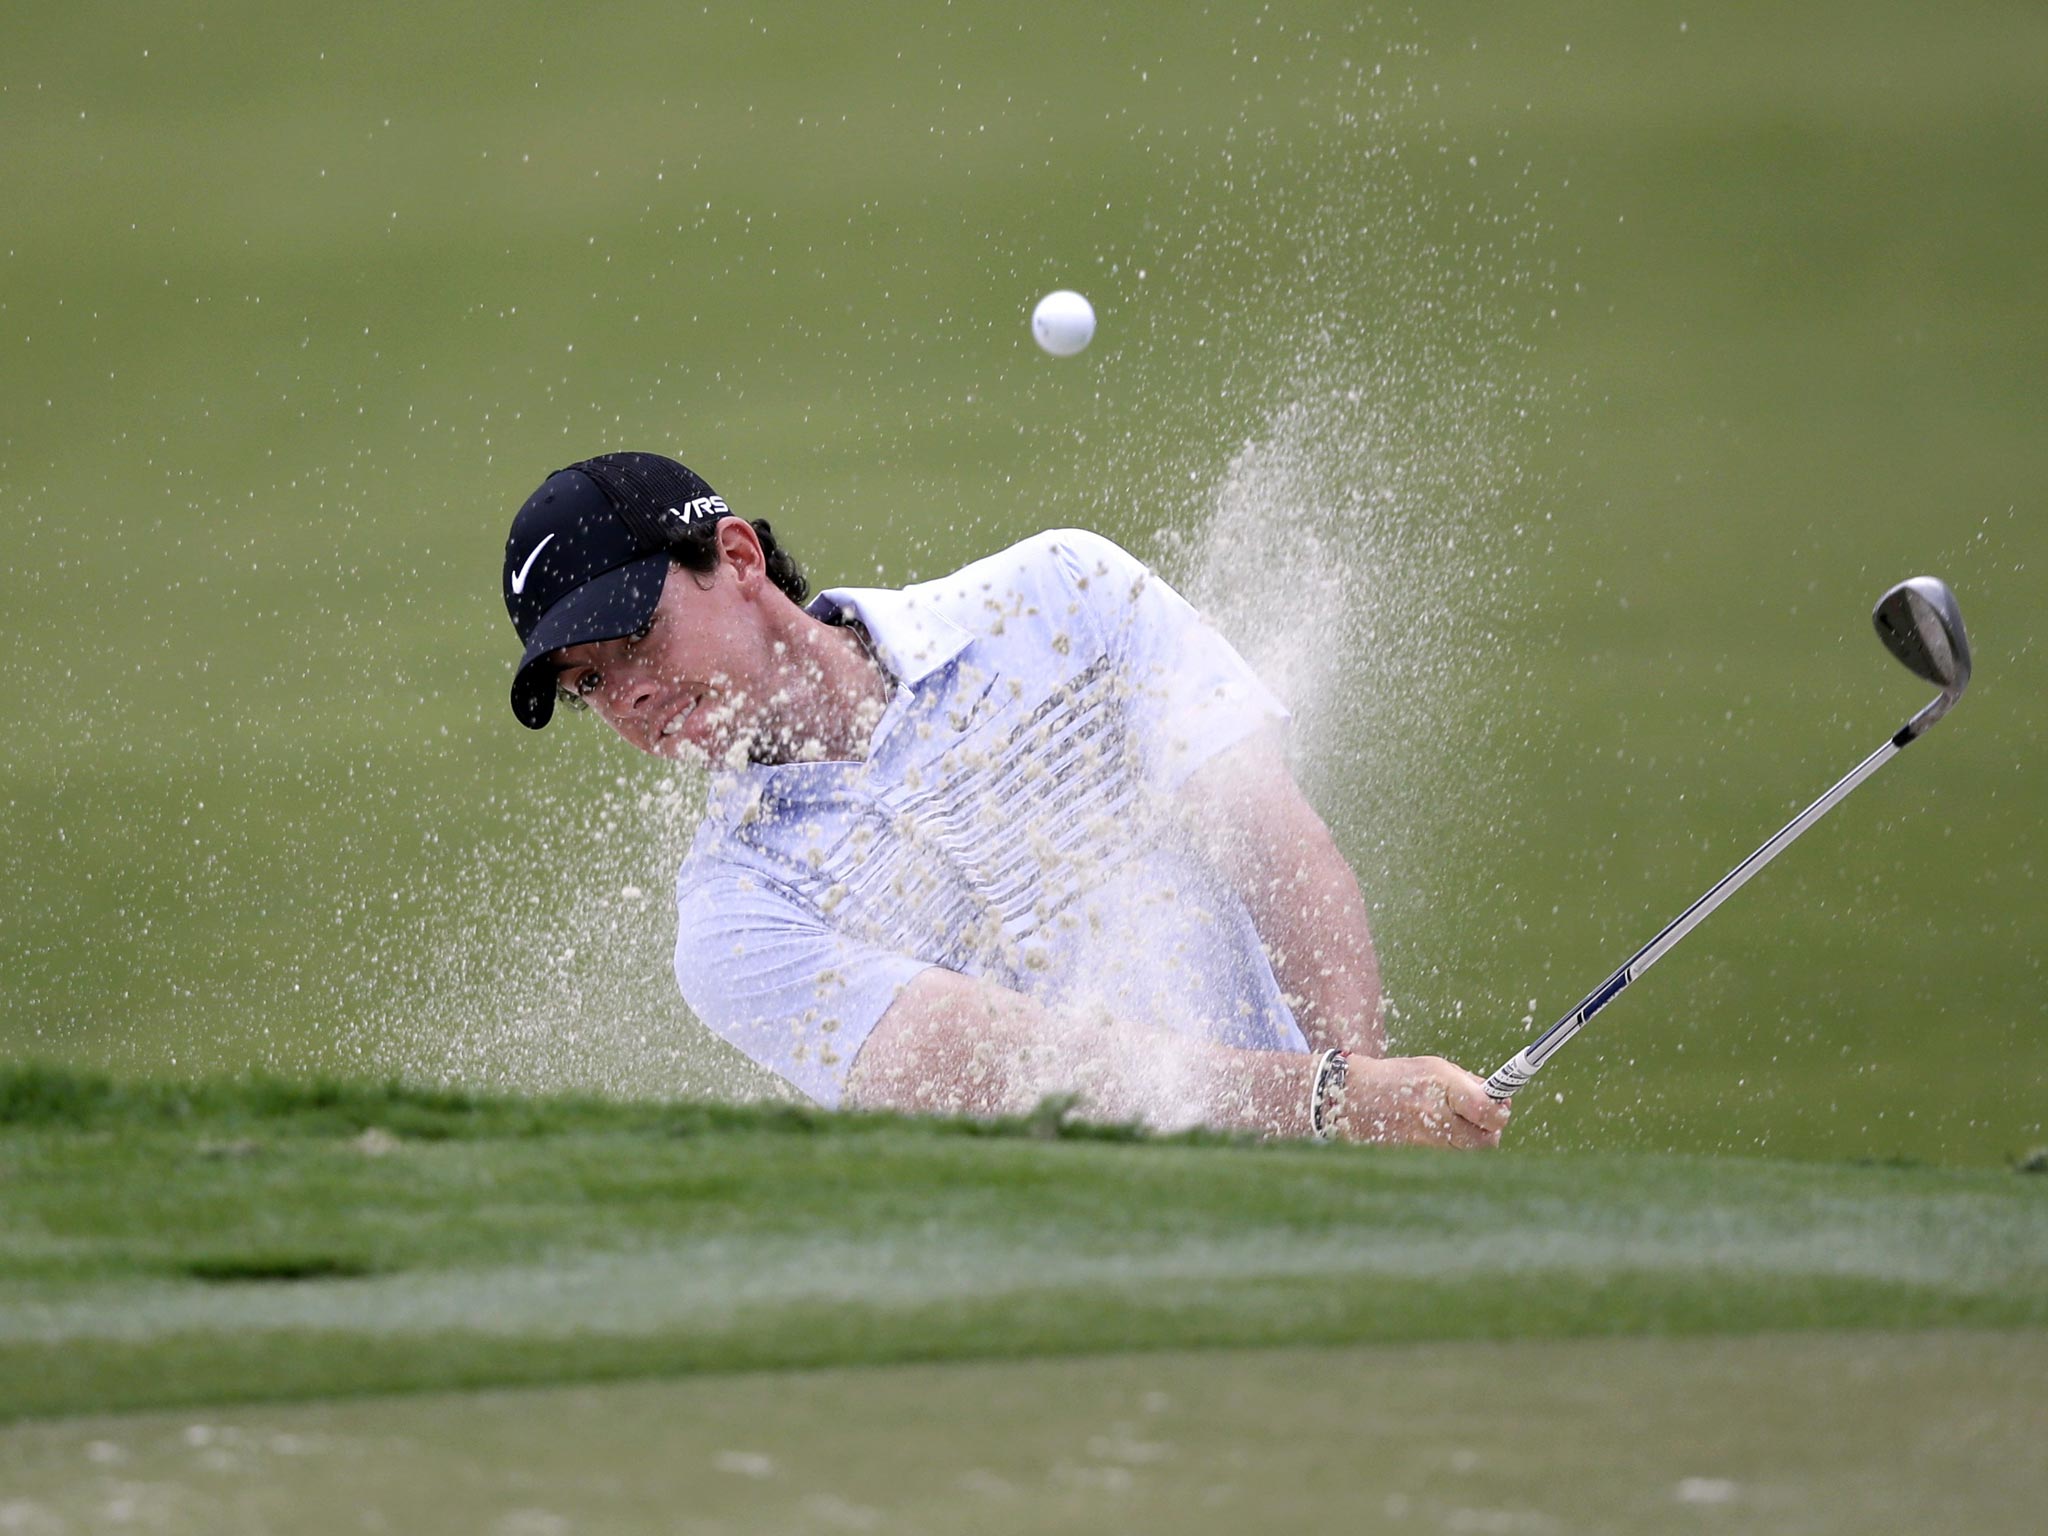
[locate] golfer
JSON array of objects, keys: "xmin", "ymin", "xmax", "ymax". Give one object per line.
[{"xmin": 503, "ymin": 451, "xmax": 1510, "ymax": 1147}]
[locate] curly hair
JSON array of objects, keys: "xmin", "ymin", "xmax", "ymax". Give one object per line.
[{"xmin": 663, "ymin": 516, "xmax": 809, "ymax": 604}]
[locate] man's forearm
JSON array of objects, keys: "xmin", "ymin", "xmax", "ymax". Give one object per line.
[
  {"xmin": 847, "ymin": 966, "xmax": 1319, "ymax": 1136},
  {"xmin": 848, "ymin": 966, "xmax": 1507, "ymax": 1149}
]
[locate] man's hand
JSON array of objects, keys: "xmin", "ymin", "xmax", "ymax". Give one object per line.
[{"xmin": 1327, "ymin": 1054, "xmax": 1510, "ymax": 1149}]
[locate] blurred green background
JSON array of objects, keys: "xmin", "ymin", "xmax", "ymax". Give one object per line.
[{"xmin": 3, "ymin": 0, "xmax": 2042, "ymax": 1164}]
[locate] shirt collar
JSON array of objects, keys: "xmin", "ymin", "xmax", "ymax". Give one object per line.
[
  {"xmin": 801, "ymin": 583, "xmax": 973, "ymax": 687},
  {"xmin": 698, "ymin": 582, "xmax": 974, "ymax": 819}
]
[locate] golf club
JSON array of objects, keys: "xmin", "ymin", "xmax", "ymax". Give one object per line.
[{"xmin": 1484, "ymin": 576, "xmax": 1973, "ymax": 1101}]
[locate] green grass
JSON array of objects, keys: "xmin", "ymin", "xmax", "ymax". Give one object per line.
[{"xmin": 3, "ymin": 1067, "xmax": 2044, "ymax": 1423}]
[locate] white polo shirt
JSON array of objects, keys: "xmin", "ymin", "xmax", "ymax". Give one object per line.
[{"xmin": 672, "ymin": 527, "xmax": 1307, "ymax": 1106}]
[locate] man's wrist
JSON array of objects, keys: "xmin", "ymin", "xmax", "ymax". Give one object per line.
[{"xmin": 1301, "ymin": 1013, "xmax": 1386, "ymax": 1060}]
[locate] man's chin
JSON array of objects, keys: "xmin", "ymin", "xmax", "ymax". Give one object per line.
[
  {"xmin": 648, "ymin": 734, "xmax": 716, "ymax": 770},
  {"xmin": 672, "ymin": 733, "xmax": 758, "ymax": 773}
]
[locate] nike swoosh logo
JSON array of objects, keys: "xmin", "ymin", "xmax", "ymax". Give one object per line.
[{"xmin": 510, "ymin": 533, "xmax": 556, "ymax": 595}]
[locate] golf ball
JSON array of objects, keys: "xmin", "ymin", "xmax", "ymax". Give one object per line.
[{"xmin": 1031, "ymin": 290, "xmax": 1096, "ymax": 357}]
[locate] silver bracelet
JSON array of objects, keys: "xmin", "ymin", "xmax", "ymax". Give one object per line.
[{"xmin": 1309, "ymin": 1048, "xmax": 1350, "ymax": 1141}]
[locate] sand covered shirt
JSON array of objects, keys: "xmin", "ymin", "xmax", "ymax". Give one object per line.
[{"xmin": 671, "ymin": 528, "xmax": 1307, "ymax": 1106}]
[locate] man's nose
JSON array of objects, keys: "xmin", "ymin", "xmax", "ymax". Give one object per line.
[{"xmin": 614, "ymin": 671, "xmax": 662, "ymax": 719}]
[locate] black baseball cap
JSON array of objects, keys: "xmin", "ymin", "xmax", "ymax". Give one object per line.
[{"xmin": 503, "ymin": 451, "xmax": 735, "ymax": 729}]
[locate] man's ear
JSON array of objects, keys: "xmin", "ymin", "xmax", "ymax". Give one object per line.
[{"xmin": 715, "ymin": 518, "xmax": 766, "ymax": 591}]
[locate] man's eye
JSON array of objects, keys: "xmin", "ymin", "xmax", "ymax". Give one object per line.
[{"xmin": 575, "ymin": 670, "xmax": 603, "ymax": 696}]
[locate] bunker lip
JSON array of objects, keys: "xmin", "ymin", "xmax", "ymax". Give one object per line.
[{"xmin": 5, "ymin": 1065, "xmax": 2047, "ymax": 1422}]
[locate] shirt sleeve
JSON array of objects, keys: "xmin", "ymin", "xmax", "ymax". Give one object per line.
[
  {"xmin": 673, "ymin": 866, "xmax": 935, "ymax": 1109},
  {"xmin": 1043, "ymin": 528, "xmax": 1291, "ymax": 792}
]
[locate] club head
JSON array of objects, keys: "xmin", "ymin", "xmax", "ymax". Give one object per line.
[{"xmin": 1873, "ymin": 576, "xmax": 1971, "ymax": 698}]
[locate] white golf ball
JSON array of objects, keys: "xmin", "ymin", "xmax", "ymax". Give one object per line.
[{"xmin": 1031, "ymin": 290, "xmax": 1096, "ymax": 357}]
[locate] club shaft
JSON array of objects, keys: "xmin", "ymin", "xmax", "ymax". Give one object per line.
[{"xmin": 1484, "ymin": 724, "xmax": 1922, "ymax": 1100}]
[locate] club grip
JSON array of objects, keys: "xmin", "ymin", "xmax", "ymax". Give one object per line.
[{"xmin": 1484, "ymin": 1052, "xmax": 1535, "ymax": 1100}]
